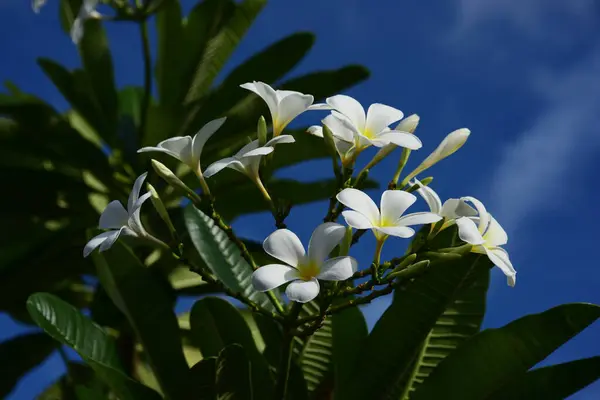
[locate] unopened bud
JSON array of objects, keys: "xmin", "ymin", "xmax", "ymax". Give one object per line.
[
  {"xmin": 257, "ymin": 116, "xmax": 268, "ymax": 146},
  {"xmin": 147, "ymin": 183, "xmax": 176, "ymax": 237},
  {"xmin": 406, "ymin": 176, "xmax": 433, "ymax": 193},
  {"xmin": 404, "ymin": 128, "xmax": 470, "ymax": 183},
  {"xmin": 338, "ymin": 226, "xmax": 353, "ymax": 257},
  {"xmin": 151, "ymin": 160, "xmax": 202, "ymax": 205},
  {"xmin": 390, "ymin": 253, "xmax": 417, "ymax": 274},
  {"xmin": 436, "ymin": 244, "xmax": 473, "ymax": 255},
  {"xmin": 395, "ymin": 114, "xmax": 420, "ymax": 134}
]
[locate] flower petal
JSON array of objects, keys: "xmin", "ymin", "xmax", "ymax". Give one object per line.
[
  {"xmin": 483, "ymin": 215, "xmax": 508, "ymax": 247},
  {"xmin": 308, "ymin": 103, "xmax": 332, "ymax": 110},
  {"xmin": 285, "ymin": 279, "xmax": 320, "ymax": 303},
  {"xmin": 138, "ymin": 136, "xmax": 193, "ymax": 164},
  {"xmin": 374, "ymin": 226, "xmax": 415, "ymax": 238},
  {"xmin": 365, "ymin": 103, "xmax": 404, "ymax": 134},
  {"xmin": 128, "ymin": 192, "xmax": 152, "ymax": 235},
  {"xmin": 326, "ymin": 95, "xmax": 366, "ymax": 131},
  {"xmin": 486, "ymin": 247, "xmax": 516, "ymax": 287},
  {"xmin": 240, "ymin": 82, "xmax": 279, "ymax": 123},
  {"xmin": 373, "ymin": 131, "xmax": 422, "ymax": 150},
  {"xmin": 263, "ymin": 229, "xmax": 305, "ymax": 267},
  {"xmin": 397, "ymin": 212, "xmax": 442, "ymax": 227},
  {"xmin": 307, "ymin": 126, "xmax": 324, "ymax": 138},
  {"xmin": 323, "ymin": 113, "xmax": 355, "ymax": 142},
  {"xmin": 127, "ymin": 172, "xmax": 148, "ymax": 214},
  {"xmin": 241, "ymin": 147, "xmax": 274, "ymax": 158},
  {"xmin": 308, "ymin": 222, "xmax": 346, "ymax": 263},
  {"xmin": 336, "ymin": 188, "xmax": 380, "ymax": 225},
  {"xmin": 413, "ymin": 180, "xmax": 442, "ymax": 215},
  {"xmin": 461, "ymin": 196, "xmax": 489, "ymax": 233},
  {"xmin": 70, "ymin": 17, "xmax": 85, "ymax": 44},
  {"xmin": 191, "ymin": 117, "xmax": 227, "ymax": 163},
  {"xmin": 252, "ymin": 264, "xmax": 300, "ymax": 291},
  {"xmin": 455, "ymin": 217, "xmax": 485, "ymax": 245},
  {"xmin": 440, "ymin": 198, "xmax": 477, "ymax": 219},
  {"xmin": 97, "ymin": 228, "xmax": 123, "ymax": 253},
  {"xmin": 204, "ymin": 157, "xmax": 241, "ymax": 178},
  {"xmin": 98, "ymin": 200, "xmax": 128, "ymax": 230},
  {"xmin": 380, "ymin": 190, "xmax": 417, "ymax": 223},
  {"xmin": 276, "ymin": 92, "xmax": 314, "ymax": 132},
  {"xmin": 265, "ymin": 134, "xmax": 296, "ymax": 147},
  {"xmin": 317, "ymin": 256, "xmax": 357, "ymax": 281},
  {"xmin": 341, "ymin": 211, "xmax": 374, "ymax": 230},
  {"xmin": 83, "ymin": 230, "xmax": 116, "ymax": 257}
]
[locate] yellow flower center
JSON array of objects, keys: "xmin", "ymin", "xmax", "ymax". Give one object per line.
[
  {"xmin": 362, "ymin": 128, "xmax": 376, "ymax": 139},
  {"xmin": 296, "ymin": 260, "xmax": 320, "ymax": 281}
]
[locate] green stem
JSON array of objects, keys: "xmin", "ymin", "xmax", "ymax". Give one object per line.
[
  {"xmin": 372, "ymin": 238, "xmax": 386, "ymax": 283},
  {"xmin": 389, "ymin": 148, "xmax": 411, "ymax": 189},
  {"xmin": 139, "ymin": 18, "xmax": 152, "ymax": 140}
]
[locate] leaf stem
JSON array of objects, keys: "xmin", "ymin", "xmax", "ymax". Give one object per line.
[
  {"xmin": 389, "ymin": 148, "xmax": 411, "ymax": 189},
  {"xmin": 138, "ymin": 18, "xmax": 152, "ymax": 140}
]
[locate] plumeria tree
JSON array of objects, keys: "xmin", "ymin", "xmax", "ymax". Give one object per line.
[{"xmin": 2, "ymin": 0, "xmax": 600, "ymax": 399}]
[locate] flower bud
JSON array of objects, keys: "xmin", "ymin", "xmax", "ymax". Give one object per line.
[
  {"xmin": 404, "ymin": 128, "xmax": 470, "ymax": 182},
  {"xmin": 151, "ymin": 160, "xmax": 202, "ymax": 205},
  {"xmin": 147, "ymin": 183, "xmax": 176, "ymax": 237},
  {"xmin": 257, "ymin": 115, "xmax": 268, "ymax": 146},
  {"xmin": 395, "ymin": 114, "xmax": 420, "ymax": 134},
  {"xmin": 338, "ymin": 226, "xmax": 353, "ymax": 257},
  {"xmin": 387, "ymin": 259, "xmax": 430, "ymax": 280},
  {"xmin": 390, "ymin": 253, "xmax": 417, "ymax": 274}
]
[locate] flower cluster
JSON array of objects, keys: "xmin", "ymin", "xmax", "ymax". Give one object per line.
[{"xmin": 84, "ymin": 80, "xmax": 516, "ymax": 306}]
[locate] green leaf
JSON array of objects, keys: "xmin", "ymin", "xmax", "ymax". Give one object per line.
[
  {"xmin": 26, "ymin": 293, "xmax": 161, "ymax": 400},
  {"xmin": 155, "ymin": 0, "xmax": 183, "ymax": 107},
  {"xmin": 344, "ymin": 253, "xmax": 491, "ymax": 400},
  {"xmin": 411, "ymin": 303, "xmax": 600, "ymax": 400},
  {"xmin": 190, "ymin": 357, "xmax": 218, "ymax": 400},
  {"xmin": 118, "ymin": 86, "xmax": 144, "ymax": 129},
  {"xmin": 78, "ymin": 19, "xmax": 118, "ymax": 136},
  {"xmin": 190, "ymin": 297, "xmax": 273, "ymax": 399},
  {"xmin": 488, "ymin": 356, "xmax": 600, "ymax": 400},
  {"xmin": 397, "ymin": 267, "xmax": 490, "ymax": 399},
  {"xmin": 91, "ymin": 241, "xmax": 191, "ymax": 400},
  {"xmin": 38, "ymin": 362, "xmax": 105, "ymax": 400},
  {"xmin": 0, "ymin": 333, "xmax": 57, "ymax": 398},
  {"xmin": 331, "ymin": 306, "xmax": 368, "ymax": 399},
  {"xmin": 184, "ymin": 0, "xmax": 267, "ymax": 104},
  {"xmin": 294, "ymin": 301, "xmax": 332, "ymax": 392},
  {"xmin": 183, "ymin": 204, "xmax": 277, "ymax": 309},
  {"xmin": 216, "ymin": 344, "xmax": 253, "ymax": 400}
]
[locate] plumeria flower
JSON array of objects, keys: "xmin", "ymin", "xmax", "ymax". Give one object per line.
[
  {"xmin": 83, "ymin": 173, "xmax": 165, "ymax": 257},
  {"xmin": 252, "ymin": 223, "xmax": 358, "ymax": 303},
  {"xmin": 412, "ymin": 179, "xmax": 480, "ymax": 234},
  {"xmin": 336, "ymin": 188, "xmax": 442, "ymax": 241},
  {"xmin": 314, "ymin": 95, "xmax": 423, "ymax": 153},
  {"xmin": 138, "ymin": 117, "xmax": 226, "ymax": 193},
  {"xmin": 402, "ymin": 128, "xmax": 470, "ymax": 185},
  {"xmin": 204, "ymin": 135, "xmax": 295, "ymax": 181},
  {"xmin": 441, "ymin": 197, "xmax": 516, "ymax": 287},
  {"xmin": 307, "ymin": 114, "xmax": 356, "ymax": 165},
  {"xmin": 240, "ymin": 81, "xmax": 317, "ymax": 137}
]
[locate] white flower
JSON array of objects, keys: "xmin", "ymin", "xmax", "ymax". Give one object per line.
[
  {"xmin": 84, "ymin": 173, "xmax": 159, "ymax": 257},
  {"xmin": 318, "ymin": 95, "xmax": 422, "ymax": 152},
  {"xmin": 138, "ymin": 117, "xmax": 226, "ymax": 174},
  {"xmin": 203, "ymin": 135, "xmax": 295, "ymax": 180},
  {"xmin": 307, "ymin": 114, "xmax": 356, "ymax": 165},
  {"xmin": 252, "ymin": 223, "xmax": 358, "ymax": 303},
  {"xmin": 336, "ymin": 188, "xmax": 442, "ymax": 241},
  {"xmin": 70, "ymin": 0, "xmax": 101, "ymax": 44},
  {"xmin": 403, "ymin": 128, "xmax": 470, "ymax": 183},
  {"xmin": 412, "ymin": 179, "xmax": 481, "ymax": 236},
  {"xmin": 446, "ymin": 200, "xmax": 517, "ymax": 287},
  {"xmin": 240, "ymin": 81, "xmax": 315, "ymax": 137}
]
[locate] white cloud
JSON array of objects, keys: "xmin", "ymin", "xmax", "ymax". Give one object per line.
[{"xmin": 488, "ymin": 48, "xmax": 600, "ymax": 233}]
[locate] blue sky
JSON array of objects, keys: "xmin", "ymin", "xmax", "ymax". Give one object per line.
[{"xmin": 2, "ymin": 0, "xmax": 600, "ymax": 398}]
